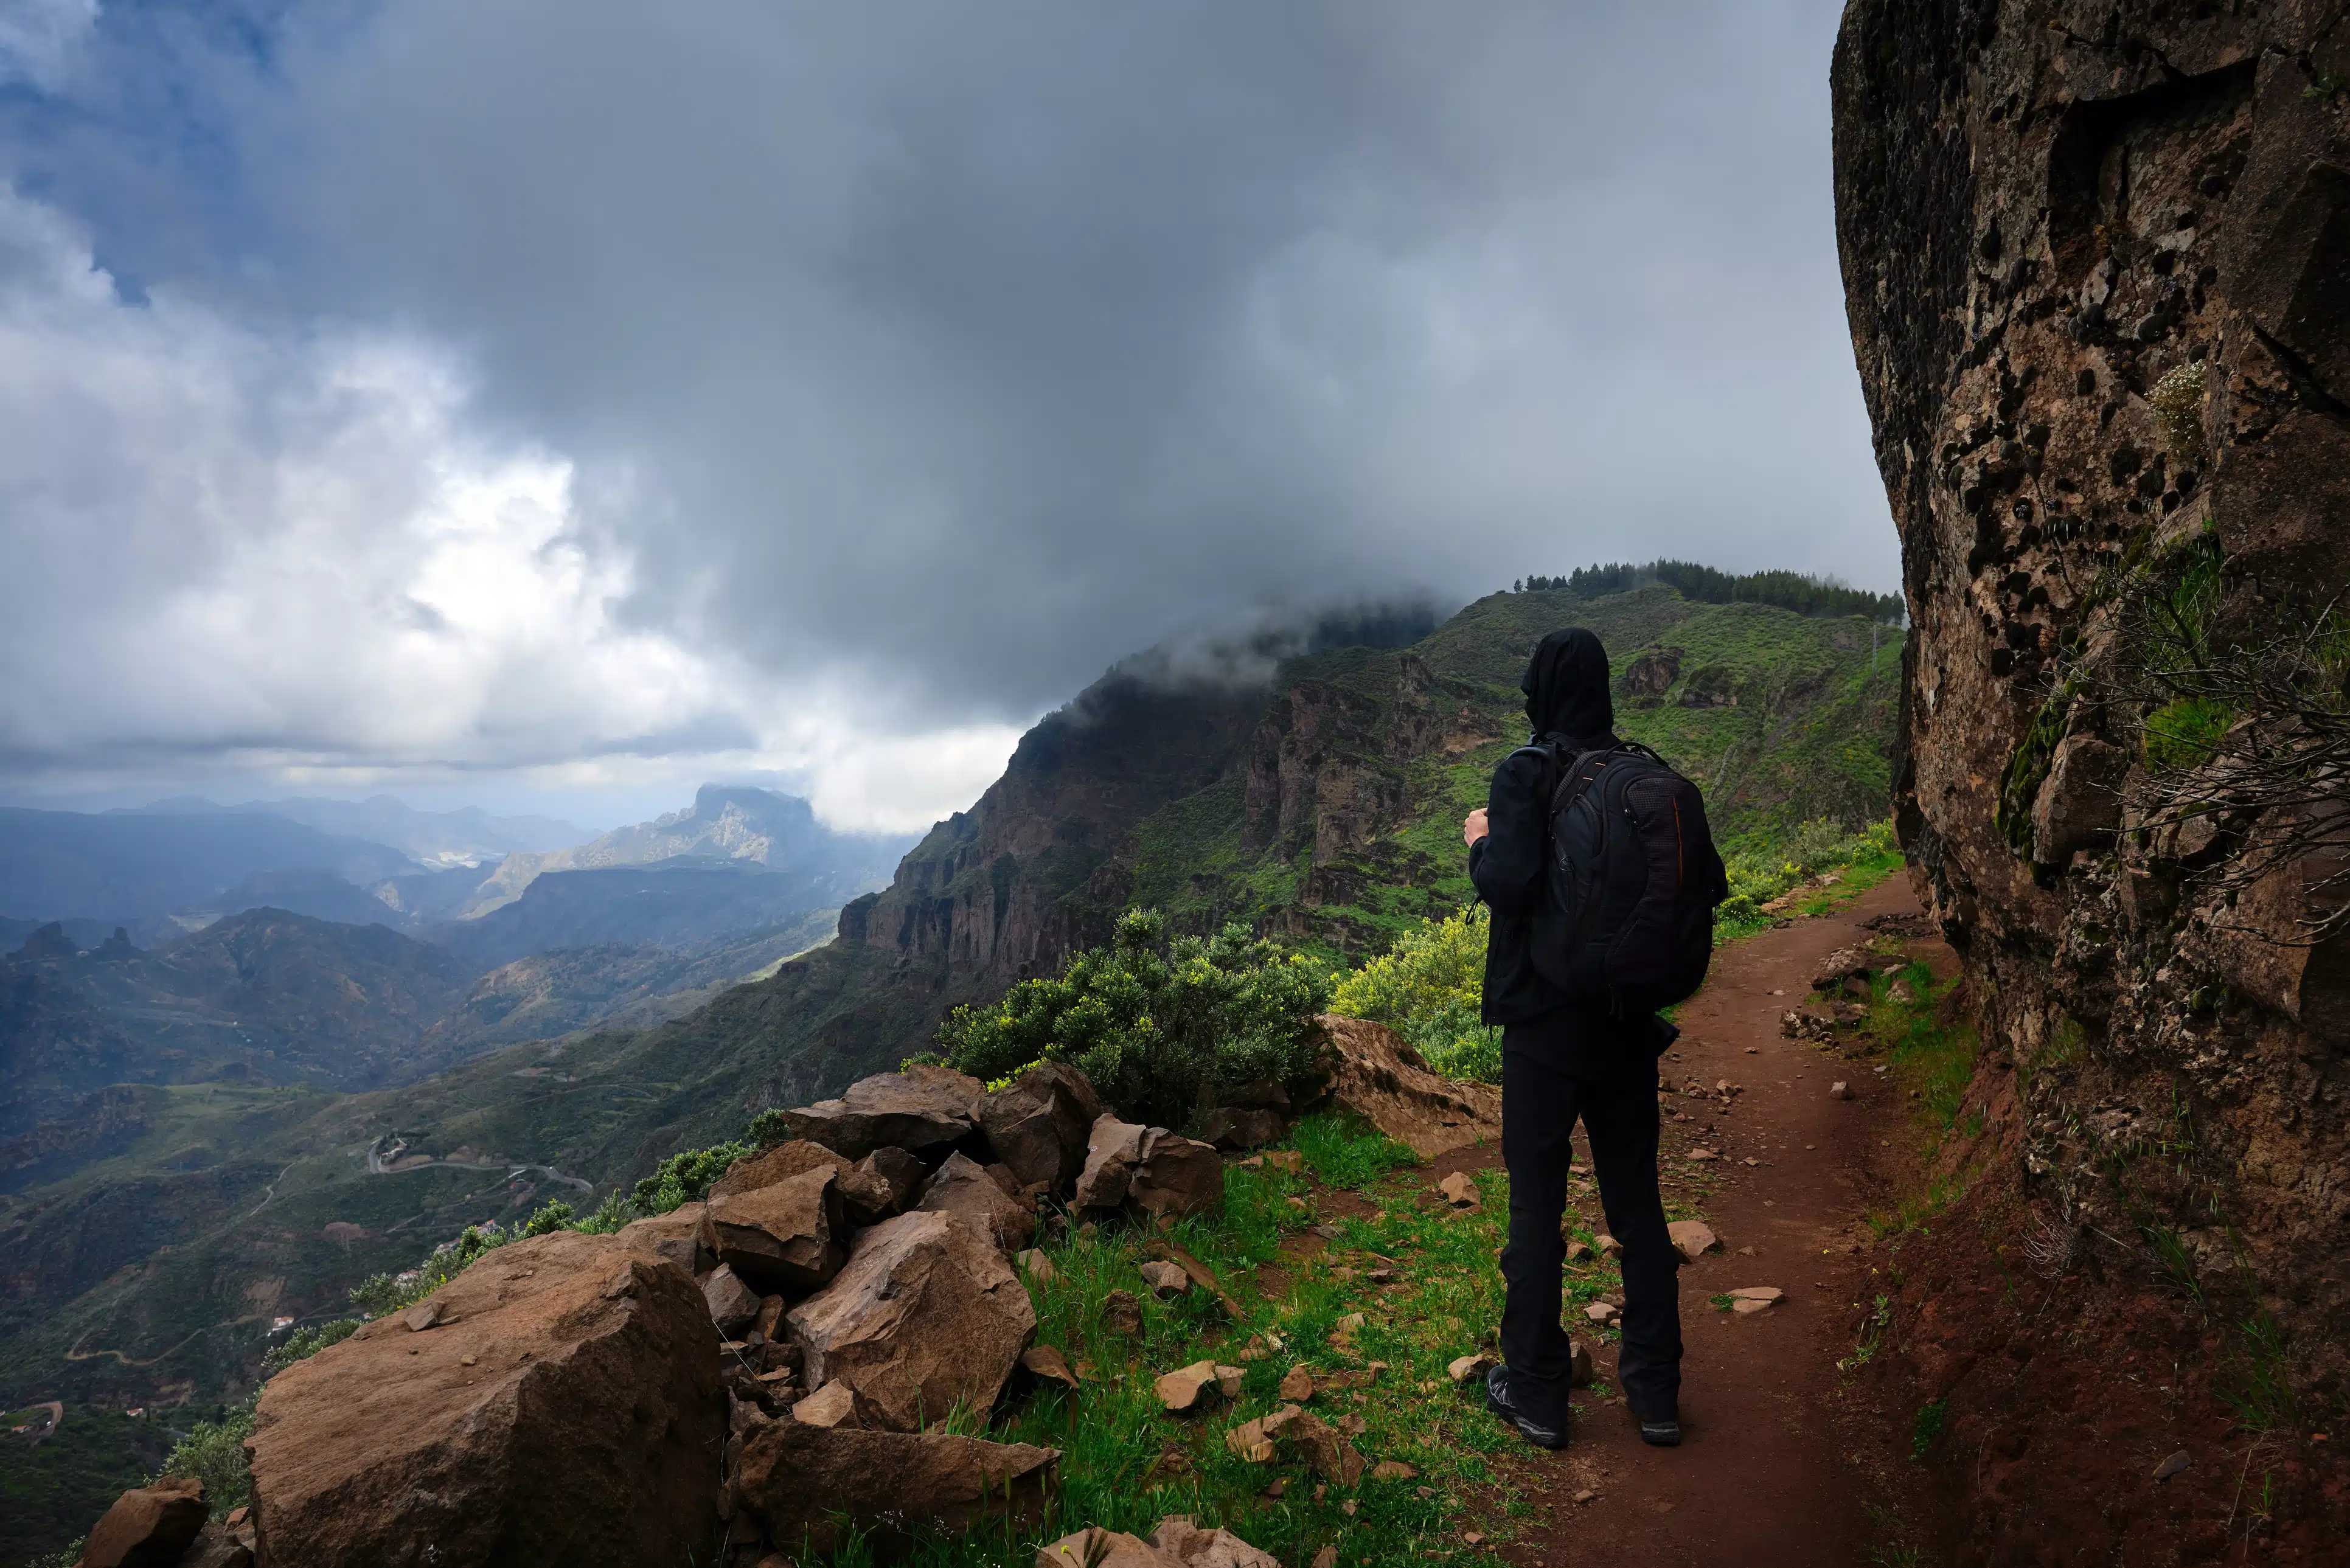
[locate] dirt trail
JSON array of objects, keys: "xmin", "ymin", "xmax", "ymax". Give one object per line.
[{"xmin": 1456, "ymin": 875, "xmax": 1927, "ymax": 1567}]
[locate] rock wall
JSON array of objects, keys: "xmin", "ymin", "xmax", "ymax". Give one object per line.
[{"xmin": 1833, "ymin": 0, "xmax": 2349, "ymax": 1377}]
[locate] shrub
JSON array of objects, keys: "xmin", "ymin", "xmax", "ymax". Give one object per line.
[
  {"xmin": 631, "ymin": 1142, "xmax": 748, "ymax": 1215},
  {"xmin": 161, "ymin": 1401, "xmax": 255, "ymax": 1511},
  {"xmin": 349, "ymin": 1221, "xmax": 515, "ymax": 1319},
  {"xmin": 262, "ymin": 1319, "xmax": 359, "ymax": 1375},
  {"xmin": 2142, "ymin": 696, "xmax": 2230, "ymax": 773},
  {"xmin": 1328, "ymin": 905, "xmax": 1501, "ymax": 1083},
  {"xmin": 937, "ymin": 909, "xmax": 1332, "ymax": 1128}
]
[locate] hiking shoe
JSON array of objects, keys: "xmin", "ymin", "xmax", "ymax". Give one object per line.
[
  {"xmin": 1484, "ymin": 1364, "xmax": 1566, "ymax": 1450},
  {"xmin": 1638, "ymin": 1417, "xmax": 1683, "ymax": 1448}
]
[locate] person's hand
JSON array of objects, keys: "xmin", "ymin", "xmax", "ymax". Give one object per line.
[{"xmin": 1463, "ymin": 808, "xmax": 1489, "ymax": 847}]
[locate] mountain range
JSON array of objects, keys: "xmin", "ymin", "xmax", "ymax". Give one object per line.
[{"xmin": 0, "ymin": 576, "xmax": 1903, "ymax": 1426}]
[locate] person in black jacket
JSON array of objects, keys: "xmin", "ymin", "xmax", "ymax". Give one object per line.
[{"xmin": 1465, "ymin": 627, "xmax": 1684, "ymax": 1450}]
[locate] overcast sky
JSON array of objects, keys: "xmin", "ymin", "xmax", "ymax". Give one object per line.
[{"xmin": 0, "ymin": 0, "xmax": 1890, "ymax": 834}]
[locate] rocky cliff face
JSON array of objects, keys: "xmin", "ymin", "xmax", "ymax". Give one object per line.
[{"xmin": 1834, "ymin": 0, "xmax": 2348, "ymax": 1383}]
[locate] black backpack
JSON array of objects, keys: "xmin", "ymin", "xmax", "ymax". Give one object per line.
[{"xmin": 1521, "ymin": 739, "xmax": 1729, "ymax": 1013}]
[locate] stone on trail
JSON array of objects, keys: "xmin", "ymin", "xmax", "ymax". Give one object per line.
[
  {"xmin": 1437, "ymin": 1171, "xmax": 1479, "ymax": 1207},
  {"xmin": 1149, "ymin": 1516, "xmax": 1284, "ymax": 1568},
  {"xmin": 400, "ymin": 1299, "xmax": 445, "ymax": 1332},
  {"xmin": 78, "ymin": 1475, "xmax": 207, "ymax": 1568},
  {"xmin": 977, "ymin": 1061, "xmax": 1110, "ymax": 1191},
  {"xmin": 704, "ymin": 1168, "xmax": 848, "ymax": 1294},
  {"xmin": 1729, "ymin": 1286, "xmax": 1784, "ymax": 1305},
  {"xmin": 1279, "ymin": 1364, "xmax": 1316, "ymax": 1401},
  {"xmin": 1446, "ymin": 1353, "xmax": 1496, "ymax": 1383},
  {"xmin": 1312, "ymin": 1015, "xmax": 1501, "ymax": 1159},
  {"xmin": 784, "ymin": 1064, "xmax": 985, "ymax": 1161},
  {"xmin": 1583, "ymin": 1300, "xmax": 1621, "ymax": 1325},
  {"xmin": 792, "ymin": 1380, "xmax": 861, "ymax": 1428},
  {"xmin": 1563, "ymin": 1238, "xmax": 1592, "ymax": 1262},
  {"xmin": 1568, "ymin": 1339, "xmax": 1594, "ymax": 1387},
  {"xmin": 704, "ymin": 1263, "xmax": 763, "ymax": 1334},
  {"xmin": 1732, "ymin": 1297, "xmax": 1774, "ymax": 1315},
  {"xmin": 1668, "ymin": 1220, "xmax": 1720, "ymax": 1262},
  {"xmin": 2154, "ymin": 1449, "xmax": 2193, "ymax": 1481},
  {"xmin": 1594, "ymin": 1233, "xmax": 1621, "ymax": 1256},
  {"xmin": 728, "ymin": 1413, "xmax": 1058, "ymax": 1558},
  {"xmin": 916, "ymin": 1151, "xmax": 1040, "ymax": 1252},
  {"xmin": 1811, "ymin": 947, "xmax": 1875, "ymax": 993},
  {"xmin": 786, "ymin": 1210, "xmax": 1036, "ymax": 1434},
  {"xmin": 1830, "ymin": 1081, "xmax": 1854, "ymax": 1100},
  {"xmin": 248, "ymin": 1231, "xmax": 724, "ymax": 1568}
]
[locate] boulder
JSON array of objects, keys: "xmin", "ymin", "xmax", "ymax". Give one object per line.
[
  {"xmin": 727, "ymin": 1414, "xmax": 1058, "ymax": 1558},
  {"xmin": 1196, "ymin": 1106, "xmax": 1287, "ymax": 1151},
  {"xmin": 703, "ymin": 1264, "xmax": 763, "ymax": 1334},
  {"xmin": 1038, "ymin": 1528, "xmax": 1185, "ymax": 1568},
  {"xmin": 916, "ymin": 1151, "xmax": 1039, "ymax": 1252},
  {"xmin": 248, "ymin": 1230, "xmax": 724, "ymax": 1568},
  {"xmin": 782, "ymin": 1064, "xmax": 985, "ymax": 1162},
  {"xmin": 710, "ymin": 1138, "xmax": 914, "ymax": 1227},
  {"xmin": 704, "ymin": 1168, "xmax": 847, "ymax": 1294},
  {"xmin": 976, "ymin": 1062, "xmax": 1108, "ymax": 1190},
  {"xmin": 78, "ymin": 1476, "xmax": 207, "ymax": 1567},
  {"xmin": 617, "ymin": 1202, "xmax": 711, "ymax": 1277},
  {"xmin": 1073, "ymin": 1116, "xmax": 1152, "ymax": 1210},
  {"xmin": 1310, "ymin": 1016, "xmax": 1501, "ymax": 1160},
  {"xmin": 1073, "ymin": 1117, "xmax": 1224, "ymax": 1219},
  {"xmin": 785, "ymin": 1210, "xmax": 1036, "ymax": 1432},
  {"xmin": 1130, "ymin": 1134, "xmax": 1223, "ymax": 1221},
  {"xmin": 1147, "ymin": 1517, "xmax": 1282, "ymax": 1568}
]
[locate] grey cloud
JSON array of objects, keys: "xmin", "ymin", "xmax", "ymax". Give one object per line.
[{"xmin": 4, "ymin": 0, "xmax": 1893, "ymax": 781}]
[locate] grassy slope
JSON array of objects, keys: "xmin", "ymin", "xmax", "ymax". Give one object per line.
[{"xmin": 0, "ymin": 583, "xmax": 1902, "ymax": 1443}]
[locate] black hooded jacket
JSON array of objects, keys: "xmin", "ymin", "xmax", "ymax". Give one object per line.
[{"xmin": 1469, "ymin": 628, "xmax": 1669, "ymax": 1072}]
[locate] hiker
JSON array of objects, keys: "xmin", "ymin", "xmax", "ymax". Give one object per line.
[{"xmin": 1464, "ymin": 627, "xmax": 1727, "ymax": 1451}]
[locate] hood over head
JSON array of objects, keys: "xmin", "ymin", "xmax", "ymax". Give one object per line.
[{"xmin": 1521, "ymin": 628, "xmax": 1615, "ymax": 744}]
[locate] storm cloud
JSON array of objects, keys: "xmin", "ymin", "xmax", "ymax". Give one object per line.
[{"xmin": 0, "ymin": 1, "xmax": 1891, "ymax": 830}]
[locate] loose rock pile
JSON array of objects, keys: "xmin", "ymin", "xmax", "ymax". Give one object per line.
[{"xmin": 80, "ymin": 1019, "xmax": 1491, "ymax": 1567}]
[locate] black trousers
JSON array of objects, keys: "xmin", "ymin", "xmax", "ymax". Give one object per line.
[{"xmin": 1498, "ymin": 1026, "xmax": 1683, "ymax": 1429}]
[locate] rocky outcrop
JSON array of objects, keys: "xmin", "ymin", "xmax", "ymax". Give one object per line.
[
  {"xmin": 726, "ymin": 1416, "xmax": 1059, "ymax": 1558},
  {"xmin": 1309, "ymin": 1015, "xmax": 1501, "ymax": 1160},
  {"xmin": 247, "ymin": 1231, "xmax": 724, "ymax": 1567},
  {"xmin": 784, "ymin": 1209, "xmax": 1037, "ymax": 1431},
  {"xmin": 1834, "ymin": 0, "xmax": 2350, "ymax": 1549}
]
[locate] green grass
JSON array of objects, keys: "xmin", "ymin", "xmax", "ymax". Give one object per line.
[
  {"xmin": 824, "ymin": 1113, "xmax": 1617, "ymax": 1568},
  {"xmin": 1909, "ymin": 1398, "xmax": 1947, "ymax": 1460}
]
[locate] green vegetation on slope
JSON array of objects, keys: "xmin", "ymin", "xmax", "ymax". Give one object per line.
[
  {"xmin": 1518, "ymin": 559, "xmax": 1906, "ymax": 624},
  {"xmin": 0, "ymin": 575, "xmax": 1905, "ymax": 1437}
]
